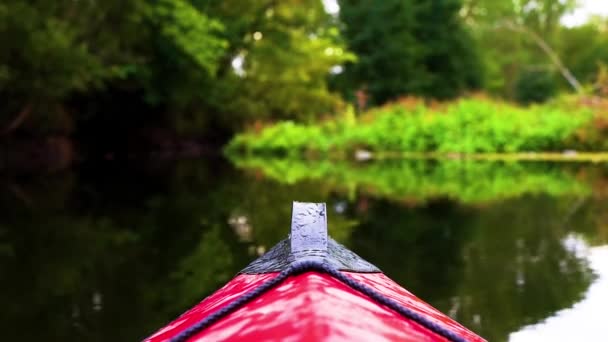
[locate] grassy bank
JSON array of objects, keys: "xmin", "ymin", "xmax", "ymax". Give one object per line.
[{"xmin": 226, "ymin": 96, "xmax": 607, "ymax": 157}]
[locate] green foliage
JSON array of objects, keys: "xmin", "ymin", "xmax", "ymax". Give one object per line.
[
  {"xmin": 2, "ymin": 0, "xmax": 608, "ymax": 145},
  {"xmin": 514, "ymin": 69, "xmax": 557, "ymax": 104},
  {"xmin": 204, "ymin": 0, "xmax": 354, "ymax": 124},
  {"xmin": 0, "ymin": 1, "xmax": 127, "ymax": 100},
  {"xmin": 0, "ymin": 0, "xmax": 352, "ymax": 137},
  {"xmin": 0, "ymin": 1, "xmax": 148, "ymax": 133},
  {"xmin": 338, "ymin": 0, "xmax": 482, "ymax": 104},
  {"xmin": 558, "ymin": 20, "xmax": 608, "ymax": 86},
  {"xmin": 464, "ymin": 0, "xmax": 578, "ymax": 97},
  {"xmin": 227, "ymin": 97, "xmax": 593, "ymax": 155},
  {"xmin": 151, "ymin": 0, "xmax": 227, "ymax": 74},
  {"xmin": 139, "ymin": 0, "xmax": 354, "ymax": 133}
]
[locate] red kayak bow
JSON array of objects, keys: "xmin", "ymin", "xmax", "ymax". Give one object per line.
[{"xmin": 144, "ymin": 202, "xmax": 485, "ymax": 342}]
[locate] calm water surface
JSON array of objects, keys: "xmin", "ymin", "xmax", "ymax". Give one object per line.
[{"xmin": 1, "ymin": 157, "xmax": 607, "ymax": 341}]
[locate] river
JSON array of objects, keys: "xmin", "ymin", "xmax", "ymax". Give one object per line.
[{"xmin": 1, "ymin": 157, "xmax": 606, "ymax": 341}]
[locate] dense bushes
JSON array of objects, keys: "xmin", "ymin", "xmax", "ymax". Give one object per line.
[{"xmin": 226, "ymin": 97, "xmax": 594, "ymax": 155}]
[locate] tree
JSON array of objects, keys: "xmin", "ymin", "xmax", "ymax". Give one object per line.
[
  {"xmin": 338, "ymin": 0, "xmax": 482, "ymax": 104},
  {"xmin": 1, "ymin": 0, "xmax": 352, "ymax": 142},
  {"xmin": 0, "ymin": 0, "xmax": 227, "ymax": 136},
  {"xmin": 558, "ymin": 18, "xmax": 608, "ymax": 88},
  {"xmin": 193, "ymin": 0, "xmax": 354, "ymax": 127},
  {"xmin": 0, "ymin": 0, "xmax": 142, "ymax": 134},
  {"xmin": 462, "ymin": 0, "xmax": 581, "ymax": 97}
]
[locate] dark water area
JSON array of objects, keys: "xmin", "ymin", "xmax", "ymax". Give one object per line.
[{"xmin": 1, "ymin": 157, "xmax": 607, "ymax": 341}]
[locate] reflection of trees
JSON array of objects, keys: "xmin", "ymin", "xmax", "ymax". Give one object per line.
[
  {"xmin": 347, "ymin": 195, "xmax": 594, "ymax": 342},
  {"xmin": 347, "ymin": 198, "xmax": 475, "ymax": 302},
  {"xmin": 0, "ymin": 159, "xmax": 602, "ymax": 341},
  {"xmin": 449, "ymin": 196, "xmax": 595, "ymax": 341},
  {"xmin": 223, "ymin": 179, "xmax": 359, "ymax": 247},
  {"xmin": 0, "ymin": 163, "xmax": 250, "ymax": 341},
  {"xmin": 569, "ymin": 166, "xmax": 608, "ymax": 245},
  {"xmin": 230, "ymin": 157, "xmax": 591, "ymax": 203},
  {"xmin": 0, "ymin": 159, "xmax": 358, "ymax": 341},
  {"xmin": 0, "ymin": 176, "xmax": 142, "ymax": 341}
]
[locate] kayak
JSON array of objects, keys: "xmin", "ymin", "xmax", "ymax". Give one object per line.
[{"xmin": 144, "ymin": 202, "xmax": 486, "ymax": 342}]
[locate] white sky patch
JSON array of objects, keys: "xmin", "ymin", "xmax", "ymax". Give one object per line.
[
  {"xmin": 330, "ymin": 65, "xmax": 344, "ymax": 74},
  {"xmin": 324, "ymin": 0, "xmax": 606, "ymax": 26},
  {"xmin": 509, "ymin": 244, "xmax": 608, "ymax": 342},
  {"xmin": 322, "ymin": 0, "xmax": 340, "ymax": 15},
  {"xmin": 562, "ymin": 0, "xmax": 608, "ymax": 27},
  {"xmin": 231, "ymin": 55, "xmax": 245, "ymax": 77},
  {"xmin": 562, "ymin": 233, "xmax": 591, "ymax": 259}
]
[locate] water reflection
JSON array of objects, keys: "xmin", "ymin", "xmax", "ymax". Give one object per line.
[
  {"xmin": 510, "ymin": 245, "xmax": 608, "ymax": 342},
  {"xmin": 0, "ymin": 158, "xmax": 606, "ymax": 341}
]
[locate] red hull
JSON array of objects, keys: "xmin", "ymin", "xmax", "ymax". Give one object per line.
[{"xmin": 145, "ymin": 272, "xmax": 484, "ymax": 342}]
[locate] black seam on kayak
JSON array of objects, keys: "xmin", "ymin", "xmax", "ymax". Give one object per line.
[{"xmin": 168, "ymin": 260, "xmax": 470, "ymax": 342}]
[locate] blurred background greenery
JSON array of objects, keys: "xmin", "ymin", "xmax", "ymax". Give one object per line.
[
  {"xmin": 2, "ymin": 1, "xmax": 608, "ymax": 342},
  {"xmin": 1, "ymin": 0, "xmax": 608, "ymax": 162}
]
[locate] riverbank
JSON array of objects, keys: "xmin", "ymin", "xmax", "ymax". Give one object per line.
[
  {"xmin": 226, "ymin": 95, "xmax": 608, "ymax": 157},
  {"xmin": 0, "ymin": 133, "xmax": 222, "ymax": 174}
]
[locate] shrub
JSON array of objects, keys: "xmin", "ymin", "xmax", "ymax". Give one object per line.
[
  {"xmin": 225, "ymin": 97, "xmax": 593, "ymax": 156},
  {"xmin": 514, "ymin": 69, "xmax": 557, "ymax": 104}
]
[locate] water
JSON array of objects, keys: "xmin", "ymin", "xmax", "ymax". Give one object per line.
[{"xmin": 1, "ymin": 157, "xmax": 606, "ymax": 341}]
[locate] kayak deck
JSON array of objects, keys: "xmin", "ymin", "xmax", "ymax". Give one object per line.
[
  {"xmin": 146, "ymin": 271, "xmax": 483, "ymax": 342},
  {"xmin": 144, "ymin": 202, "xmax": 485, "ymax": 342}
]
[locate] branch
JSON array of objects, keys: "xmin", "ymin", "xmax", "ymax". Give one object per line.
[
  {"xmin": 1, "ymin": 104, "xmax": 32, "ymax": 136},
  {"xmin": 501, "ymin": 20, "xmax": 583, "ymax": 93}
]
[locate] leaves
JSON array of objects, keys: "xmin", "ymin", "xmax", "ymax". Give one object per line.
[
  {"xmin": 338, "ymin": 0, "xmax": 482, "ymax": 104},
  {"xmin": 227, "ymin": 97, "xmax": 594, "ymax": 155},
  {"xmin": 151, "ymin": 0, "xmax": 227, "ymax": 74}
]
